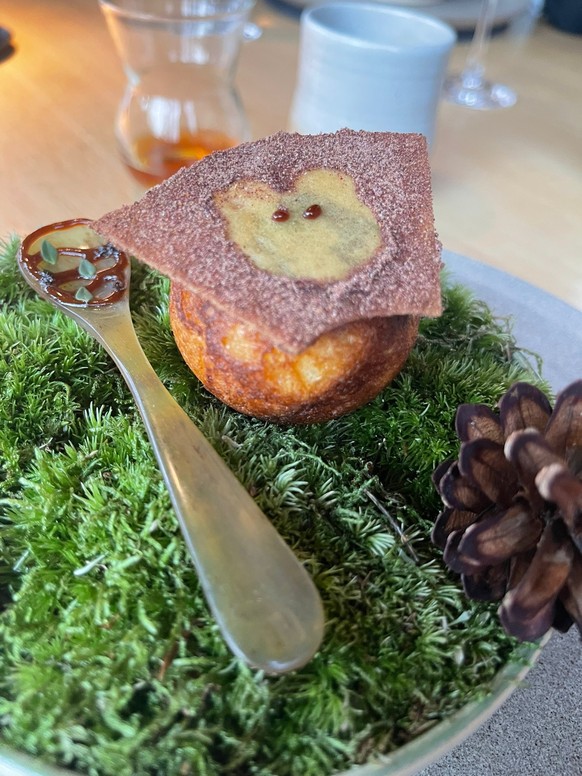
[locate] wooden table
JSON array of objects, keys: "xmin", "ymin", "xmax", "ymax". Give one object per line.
[
  {"xmin": 1, "ymin": 6, "xmax": 582, "ymax": 776},
  {"xmin": 1, "ymin": 0, "xmax": 581, "ymax": 313}
]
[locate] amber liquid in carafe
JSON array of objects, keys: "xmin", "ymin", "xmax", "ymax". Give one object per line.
[{"xmin": 125, "ymin": 130, "xmax": 237, "ymax": 187}]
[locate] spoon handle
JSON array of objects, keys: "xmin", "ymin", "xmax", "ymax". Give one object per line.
[{"xmin": 87, "ymin": 310, "xmax": 324, "ymax": 674}]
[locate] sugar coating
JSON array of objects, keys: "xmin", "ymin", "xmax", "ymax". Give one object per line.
[{"xmin": 93, "ymin": 129, "xmax": 442, "ymax": 354}]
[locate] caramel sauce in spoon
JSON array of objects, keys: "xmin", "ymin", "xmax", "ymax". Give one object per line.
[{"xmin": 20, "ymin": 218, "xmax": 129, "ymax": 306}]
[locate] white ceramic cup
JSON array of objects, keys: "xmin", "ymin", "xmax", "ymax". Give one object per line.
[{"xmin": 290, "ymin": 1, "xmax": 457, "ymax": 146}]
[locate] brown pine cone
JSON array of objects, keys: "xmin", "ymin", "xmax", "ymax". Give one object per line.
[{"xmin": 432, "ymin": 380, "xmax": 582, "ymax": 642}]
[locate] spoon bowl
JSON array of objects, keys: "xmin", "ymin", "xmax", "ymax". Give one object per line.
[{"xmin": 18, "ymin": 218, "xmax": 325, "ymax": 675}]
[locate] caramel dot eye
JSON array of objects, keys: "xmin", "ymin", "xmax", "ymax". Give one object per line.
[
  {"xmin": 303, "ymin": 204, "xmax": 322, "ymax": 220},
  {"xmin": 272, "ymin": 207, "xmax": 290, "ymax": 222}
]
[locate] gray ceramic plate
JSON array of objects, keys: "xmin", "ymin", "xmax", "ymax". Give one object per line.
[
  {"xmin": 445, "ymin": 250, "xmax": 581, "ymax": 392},
  {"xmin": 0, "ymin": 251, "xmax": 579, "ymax": 776}
]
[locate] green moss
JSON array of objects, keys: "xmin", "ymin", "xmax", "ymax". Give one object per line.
[{"xmin": 0, "ymin": 239, "xmax": 544, "ymax": 775}]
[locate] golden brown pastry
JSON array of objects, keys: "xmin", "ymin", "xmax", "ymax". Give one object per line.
[
  {"xmin": 170, "ymin": 284, "xmax": 419, "ymax": 424},
  {"xmin": 94, "ymin": 129, "xmax": 442, "ymax": 423}
]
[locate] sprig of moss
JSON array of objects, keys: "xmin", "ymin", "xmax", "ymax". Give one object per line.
[{"xmin": 0, "ymin": 238, "xmax": 545, "ymax": 776}]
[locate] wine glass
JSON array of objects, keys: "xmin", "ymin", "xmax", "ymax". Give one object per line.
[{"xmin": 443, "ymin": 0, "xmax": 517, "ymax": 110}]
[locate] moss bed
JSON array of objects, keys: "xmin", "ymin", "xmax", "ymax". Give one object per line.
[{"xmin": 0, "ymin": 236, "xmax": 544, "ymax": 776}]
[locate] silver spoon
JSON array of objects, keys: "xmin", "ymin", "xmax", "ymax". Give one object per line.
[{"xmin": 18, "ymin": 218, "xmax": 324, "ymax": 675}]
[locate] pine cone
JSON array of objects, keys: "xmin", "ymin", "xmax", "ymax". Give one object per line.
[{"xmin": 432, "ymin": 380, "xmax": 582, "ymax": 642}]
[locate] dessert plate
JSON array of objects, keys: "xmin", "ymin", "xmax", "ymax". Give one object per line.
[{"xmin": 0, "ymin": 250, "xmax": 579, "ymax": 776}]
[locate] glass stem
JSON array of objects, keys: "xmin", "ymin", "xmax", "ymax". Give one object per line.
[{"xmin": 461, "ymin": 0, "xmax": 499, "ymax": 89}]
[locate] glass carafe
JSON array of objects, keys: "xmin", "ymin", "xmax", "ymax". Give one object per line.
[{"xmin": 99, "ymin": 0, "xmax": 257, "ymax": 186}]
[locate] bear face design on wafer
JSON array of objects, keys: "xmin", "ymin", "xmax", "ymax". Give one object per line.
[
  {"xmin": 94, "ymin": 129, "xmax": 442, "ymax": 423},
  {"xmin": 215, "ymin": 169, "xmax": 381, "ymax": 282}
]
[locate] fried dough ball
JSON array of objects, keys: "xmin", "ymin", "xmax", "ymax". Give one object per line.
[{"xmin": 170, "ymin": 283, "xmax": 419, "ymax": 424}]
